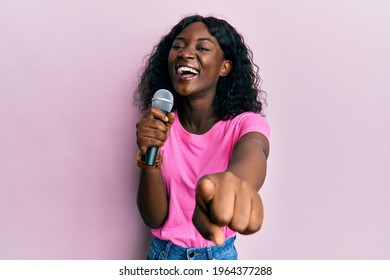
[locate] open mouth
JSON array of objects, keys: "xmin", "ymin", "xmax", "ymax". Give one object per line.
[{"xmin": 177, "ymin": 66, "xmax": 199, "ymax": 79}]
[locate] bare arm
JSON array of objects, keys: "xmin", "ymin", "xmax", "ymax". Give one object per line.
[
  {"xmin": 135, "ymin": 108, "xmax": 175, "ymax": 228},
  {"xmin": 193, "ymin": 132, "xmax": 269, "ymax": 245},
  {"xmin": 137, "ymin": 168, "xmax": 168, "ymax": 229},
  {"xmin": 227, "ymin": 131, "xmax": 269, "ymax": 191}
]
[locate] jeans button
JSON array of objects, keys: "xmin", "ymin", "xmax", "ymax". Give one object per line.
[{"xmin": 189, "ymin": 252, "xmax": 195, "ymax": 258}]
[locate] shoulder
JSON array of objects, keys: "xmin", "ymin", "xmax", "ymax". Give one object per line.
[{"xmin": 229, "ymin": 112, "xmax": 270, "ymax": 140}]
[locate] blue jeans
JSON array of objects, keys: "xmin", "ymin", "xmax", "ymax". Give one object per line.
[{"xmin": 146, "ymin": 236, "xmax": 238, "ymax": 260}]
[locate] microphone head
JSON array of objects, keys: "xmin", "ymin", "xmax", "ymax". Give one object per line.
[{"xmin": 152, "ymin": 89, "xmax": 174, "ymax": 113}]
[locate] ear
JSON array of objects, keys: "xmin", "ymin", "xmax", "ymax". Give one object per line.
[{"xmin": 220, "ymin": 60, "xmax": 232, "ymax": 77}]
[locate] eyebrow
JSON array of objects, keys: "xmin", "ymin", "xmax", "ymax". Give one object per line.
[{"xmin": 174, "ymin": 37, "xmax": 214, "ymax": 43}]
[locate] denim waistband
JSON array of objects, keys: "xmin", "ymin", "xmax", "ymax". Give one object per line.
[{"xmin": 151, "ymin": 236, "xmax": 236, "ymax": 260}]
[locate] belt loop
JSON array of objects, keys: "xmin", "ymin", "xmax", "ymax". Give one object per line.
[
  {"xmin": 206, "ymin": 246, "xmax": 214, "ymax": 260},
  {"xmin": 161, "ymin": 241, "xmax": 173, "ymax": 260}
]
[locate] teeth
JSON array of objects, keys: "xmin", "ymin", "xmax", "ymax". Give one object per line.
[{"xmin": 178, "ymin": 66, "xmax": 198, "ymax": 75}]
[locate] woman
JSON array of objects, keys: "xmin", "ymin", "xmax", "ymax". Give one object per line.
[{"xmin": 134, "ymin": 14, "xmax": 270, "ymax": 260}]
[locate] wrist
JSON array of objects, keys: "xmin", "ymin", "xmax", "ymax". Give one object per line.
[{"xmin": 136, "ymin": 150, "xmax": 163, "ymax": 169}]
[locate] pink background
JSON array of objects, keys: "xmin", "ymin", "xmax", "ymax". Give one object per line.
[{"xmin": 1, "ymin": 1, "xmax": 389, "ymax": 259}]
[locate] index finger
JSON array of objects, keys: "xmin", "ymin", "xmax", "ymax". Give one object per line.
[
  {"xmin": 145, "ymin": 107, "xmax": 169, "ymax": 122},
  {"xmin": 192, "ymin": 205, "xmax": 225, "ymax": 246}
]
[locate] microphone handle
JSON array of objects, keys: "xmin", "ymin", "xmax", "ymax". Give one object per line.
[
  {"xmin": 145, "ymin": 146, "xmax": 158, "ymax": 166},
  {"xmin": 144, "ymin": 109, "xmax": 169, "ymax": 166}
]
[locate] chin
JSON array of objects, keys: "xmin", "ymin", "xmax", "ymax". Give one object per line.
[{"xmin": 174, "ymin": 86, "xmax": 196, "ymax": 96}]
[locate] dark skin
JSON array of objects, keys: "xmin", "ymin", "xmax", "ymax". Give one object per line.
[{"xmin": 136, "ymin": 22, "xmax": 269, "ymax": 246}]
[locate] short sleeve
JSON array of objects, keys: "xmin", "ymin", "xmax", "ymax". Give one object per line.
[{"xmin": 236, "ymin": 112, "xmax": 270, "ymax": 141}]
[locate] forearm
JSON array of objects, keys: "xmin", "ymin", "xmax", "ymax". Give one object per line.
[
  {"xmin": 137, "ymin": 169, "xmax": 168, "ymax": 228},
  {"xmin": 227, "ymin": 132, "xmax": 269, "ymax": 191}
]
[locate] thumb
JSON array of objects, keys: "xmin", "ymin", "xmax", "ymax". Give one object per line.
[{"xmin": 192, "ymin": 205, "xmax": 225, "ymax": 246}]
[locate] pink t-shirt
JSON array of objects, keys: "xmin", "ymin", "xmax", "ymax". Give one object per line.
[{"xmin": 151, "ymin": 111, "xmax": 270, "ymax": 248}]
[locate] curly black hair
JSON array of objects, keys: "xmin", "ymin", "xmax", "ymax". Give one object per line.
[{"xmin": 134, "ymin": 14, "xmax": 267, "ymax": 120}]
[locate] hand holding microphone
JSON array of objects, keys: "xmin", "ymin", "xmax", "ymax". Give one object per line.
[{"xmin": 136, "ymin": 89, "xmax": 174, "ymax": 167}]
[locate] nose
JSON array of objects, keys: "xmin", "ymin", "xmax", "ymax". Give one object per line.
[{"xmin": 178, "ymin": 47, "xmax": 195, "ymax": 60}]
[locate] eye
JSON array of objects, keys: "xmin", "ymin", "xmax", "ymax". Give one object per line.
[
  {"xmin": 197, "ymin": 47, "xmax": 210, "ymax": 51},
  {"xmin": 171, "ymin": 44, "xmax": 183, "ymax": 50}
]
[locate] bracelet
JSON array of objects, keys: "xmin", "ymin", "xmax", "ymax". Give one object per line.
[{"xmin": 135, "ymin": 150, "xmax": 163, "ymax": 169}]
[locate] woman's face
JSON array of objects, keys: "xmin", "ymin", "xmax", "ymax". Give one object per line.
[{"xmin": 168, "ymin": 22, "xmax": 231, "ymax": 99}]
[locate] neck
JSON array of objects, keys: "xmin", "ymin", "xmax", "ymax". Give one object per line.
[{"xmin": 178, "ymin": 99, "xmax": 219, "ymax": 134}]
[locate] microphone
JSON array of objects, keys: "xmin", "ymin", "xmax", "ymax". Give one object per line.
[{"xmin": 144, "ymin": 89, "xmax": 174, "ymax": 166}]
